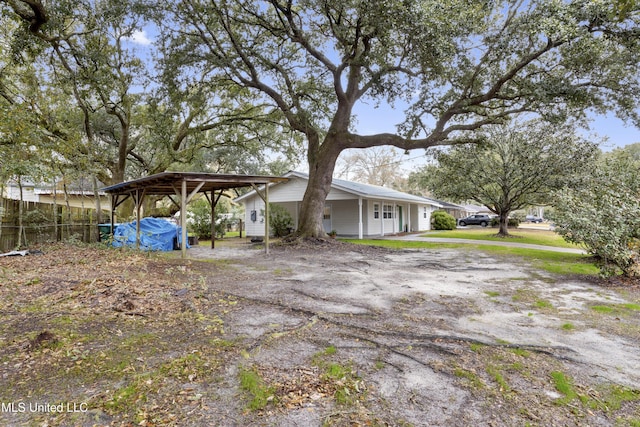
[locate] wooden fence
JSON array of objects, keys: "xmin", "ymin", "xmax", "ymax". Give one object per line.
[{"xmin": 0, "ymin": 198, "xmax": 101, "ymax": 252}]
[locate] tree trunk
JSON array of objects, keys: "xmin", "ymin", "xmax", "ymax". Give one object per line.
[
  {"xmin": 498, "ymin": 213, "xmax": 510, "ymax": 236},
  {"xmin": 297, "ymin": 140, "xmax": 342, "ymax": 238}
]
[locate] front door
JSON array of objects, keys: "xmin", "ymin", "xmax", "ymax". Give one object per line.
[
  {"xmin": 397, "ymin": 206, "xmax": 403, "ymax": 232},
  {"xmin": 323, "ymin": 204, "xmax": 332, "ymax": 232}
]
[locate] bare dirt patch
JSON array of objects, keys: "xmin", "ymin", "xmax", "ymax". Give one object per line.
[{"xmin": 1, "ymin": 241, "xmax": 639, "ymax": 426}]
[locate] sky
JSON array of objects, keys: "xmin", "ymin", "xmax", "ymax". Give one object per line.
[
  {"xmin": 124, "ymin": 29, "xmax": 640, "ymax": 174},
  {"xmin": 349, "ymin": 101, "xmax": 640, "ymax": 173}
]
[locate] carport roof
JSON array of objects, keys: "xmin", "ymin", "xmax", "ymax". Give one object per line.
[{"xmin": 101, "ymin": 172, "xmax": 288, "ymax": 196}]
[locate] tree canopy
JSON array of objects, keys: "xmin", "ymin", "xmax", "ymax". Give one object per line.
[
  {"xmin": 155, "ymin": 0, "xmax": 640, "ymax": 237},
  {"xmin": 420, "ymin": 121, "xmax": 599, "ymax": 235},
  {"xmin": 2, "ymin": 0, "xmax": 640, "ymax": 238}
]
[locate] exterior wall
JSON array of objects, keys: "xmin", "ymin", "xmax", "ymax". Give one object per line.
[
  {"xmin": 37, "ymin": 194, "xmax": 111, "ymax": 211},
  {"xmin": 243, "ymin": 194, "xmax": 299, "ymax": 237},
  {"xmin": 240, "ymin": 177, "xmax": 439, "ymax": 237},
  {"xmin": 364, "ymin": 200, "xmax": 412, "ymax": 236},
  {"xmin": 2, "ymin": 185, "xmax": 110, "ymax": 211},
  {"xmin": 2, "ymin": 185, "xmax": 39, "ymax": 202},
  {"xmin": 414, "ymin": 204, "xmax": 435, "ymax": 231},
  {"xmin": 326, "ymin": 199, "xmax": 360, "ymax": 235}
]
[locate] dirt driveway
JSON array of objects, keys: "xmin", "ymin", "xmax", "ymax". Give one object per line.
[{"xmin": 1, "ymin": 241, "xmax": 638, "ymax": 426}]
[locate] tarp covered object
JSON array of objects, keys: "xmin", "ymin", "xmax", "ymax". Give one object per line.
[{"xmin": 112, "ymin": 217, "xmax": 188, "ymax": 251}]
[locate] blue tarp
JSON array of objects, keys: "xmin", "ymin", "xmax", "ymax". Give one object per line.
[{"xmin": 112, "ymin": 217, "xmax": 188, "ymax": 251}]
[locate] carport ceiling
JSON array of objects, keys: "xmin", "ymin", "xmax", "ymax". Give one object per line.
[{"xmin": 101, "ymin": 171, "xmax": 288, "ymax": 196}]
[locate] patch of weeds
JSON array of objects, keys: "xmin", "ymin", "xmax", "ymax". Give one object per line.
[
  {"xmin": 470, "ymin": 343, "xmax": 485, "ymax": 352},
  {"xmin": 312, "ymin": 345, "xmax": 337, "ymax": 365},
  {"xmin": 323, "ymin": 345, "xmax": 337, "ymax": 356},
  {"xmin": 592, "ymin": 305, "xmax": 615, "ymax": 314},
  {"xmin": 591, "ymin": 385, "xmax": 640, "ymax": 412},
  {"xmin": 550, "ymin": 371, "xmax": 577, "ymax": 404},
  {"xmin": 324, "ymin": 363, "xmax": 361, "ymax": 405},
  {"xmin": 509, "ymin": 348, "xmax": 531, "ymax": 358},
  {"xmin": 24, "ymin": 277, "xmax": 42, "ymax": 286},
  {"xmin": 312, "ymin": 345, "xmax": 366, "ymax": 407},
  {"xmin": 454, "ymin": 366, "xmax": 484, "ymax": 390},
  {"xmin": 120, "ymin": 332, "xmax": 157, "ymax": 349},
  {"xmin": 374, "ymin": 360, "xmax": 385, "ymax": 370},
  {"xmin": 104, "ymin": 381, "xmax": 147, "ymax": 413},
  {"xmin": 535, "ymin": 299, "xmax": 554, "ymax": 309},
  {"xmin": 561, "ymin": 323, "xmax": 575, "ymax": 331},
  {"xmin": 238, "ymin": 366, "xmax": 277, "ymax": 411},
  {"xmin": 486, "ymin": 364, "xmax": 510, "ymax": 393},
  {"xmin": 507, "ymin": 361, "xmax": 526, "ymax": 372},
  {"xmin": 495, "ymin": 338, "xmax": 511, "ymax": 345},
  {"xmin": 591, "ymin": 303, "xmax": 640, "ymax": 316},
  {"xmin": 484, "ymin": 291, "xmax": 500, "ymax": 298}
]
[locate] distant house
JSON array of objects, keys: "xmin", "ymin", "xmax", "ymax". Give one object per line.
[
  {"xmin": 431, "ymin": 200, "xmax": 473, "ymax": 219},
  {"xmin": 2, "ymin": 180, "xmax": 109, "ymax": 211},
  {"xmin": 235, "ymin": 171, "xmax": 442, "ymax": 239}
]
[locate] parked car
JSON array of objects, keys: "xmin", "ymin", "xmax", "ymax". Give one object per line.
[
  {"xmin": 525, "ymin": 215, "xmax": 543, "ymax": 223},
  {"xmin": 458, "ymin": 214, "xmax": 492, "ymax": 227}
]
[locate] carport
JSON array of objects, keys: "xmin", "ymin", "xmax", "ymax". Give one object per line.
[{"xmin": 102, "ymin": 172, "xmax": 288, "ymax": 258}]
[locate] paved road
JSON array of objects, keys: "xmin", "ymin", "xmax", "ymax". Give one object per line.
[{"xmin": 383, "ymin": 233, "xmax": 586, "ymax": 254}]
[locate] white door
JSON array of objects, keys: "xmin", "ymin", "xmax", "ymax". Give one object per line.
[{"xmin": 323, "ymin": 204, "xmax": 332, "ymax": 232}]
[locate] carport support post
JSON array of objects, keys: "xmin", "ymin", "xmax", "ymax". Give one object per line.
[
  {"xmin": 181, "ymin": 179, "xmax": 187, "ymax": 259},
  {"xmin": 264, "ymin": 182, "xmax": 269, "ymax": 255},
  {"xmin": 358, "ymin": 197, "xmax": 363, "ymax": 240},
  {"xmin": 205, "ymin": 191, "xmax": 223, "ymax": 249},
  {"xmin": 135, "ymin": 189, "xmax": 143, "ymax": 249}
]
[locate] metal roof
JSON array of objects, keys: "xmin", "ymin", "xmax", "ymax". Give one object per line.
[
  {"xmin": 101, "ymin": 172, "xmax": 288, "ymax": 196},
  {"xmin": 235, "ymin": 171, "xmax": 442, "ymax": 206}
]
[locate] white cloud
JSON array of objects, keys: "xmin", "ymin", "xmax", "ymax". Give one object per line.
[{"xmin": 125, "ymin": 30, "xmax": 152, "ymax": 46}]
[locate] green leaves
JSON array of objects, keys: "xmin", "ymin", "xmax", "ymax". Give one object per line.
[
  {"xmin": 424, "ymin": 120, "xmax": 598, "ymax": 220},
  {"xmin": 554, "ymin": 148, "xmax": 640, "ymax": 277}
]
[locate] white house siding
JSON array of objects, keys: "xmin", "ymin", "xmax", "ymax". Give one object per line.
[
  {"xmin": 326, "ymin": 199, "xmax": 360, "ymax": 235},
  {"xmin": 413, "ymin": 204, "xmax": 435, "ymax": 231},
  {"xmin": 243, "ymin": 194, "xmax": 299, "ymax": 237}
]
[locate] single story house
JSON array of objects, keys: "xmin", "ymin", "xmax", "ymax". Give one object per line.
[
  {"xmin": 2, "ymin": 180, "xmax": 110, "ymax": 211},
  {"xmin": 431, "ymin": 199, "xmax": 473, "ymax": 219},
  {"xmin": 235, "ymin": 171, "xmax": 442, "ymax": 239}
]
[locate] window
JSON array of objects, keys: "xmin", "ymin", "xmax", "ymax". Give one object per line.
[
  {"xmin": 373, "ymin": 203, "xmax": 380, "ymax": 219},
  {"xmin": 323, "ymin": 206, "xmax": 331, "ymax": 220},
  {"xmin": 383, "ymin": 204, "xmax": 393, "ymax": 219},
  {"xmin": 423, "ymin": 207, "xmax": 427, "ymax": 219}
]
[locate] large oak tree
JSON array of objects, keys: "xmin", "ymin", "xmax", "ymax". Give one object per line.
[
  {"xmin": 421, "ymin": 121, "xmax": 599, "ymax": 236},
  {"xmin": 155, "ymin": 0, "xmax": 640, "ymax": 238}
]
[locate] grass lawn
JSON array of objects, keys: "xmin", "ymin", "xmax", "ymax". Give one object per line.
[
  {"xmin": 342, "ymin": 238, "xmax": 599, "ymax": 276},
  {"xmin": 421, "ymin": 228, "xmax": 580, "ymax": 249}
]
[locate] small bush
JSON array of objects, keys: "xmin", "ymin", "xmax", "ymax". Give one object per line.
[
  {"xmin": 431, "ymin": 210, "xmax": 457, "ymax": 230},
  {"xmin": 490, "ymin": 217, "xmax": 520, "ymax": 228},
  {"xmin": 267, "ymin": 204, "xmax": 294, "ymax": 237}
]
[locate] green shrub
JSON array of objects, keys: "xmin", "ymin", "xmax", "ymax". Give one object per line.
[
  {"xmin": 267, "ymin": 203, "xmax": 293, "ymax": 237},
  {"xmin": 188, "ymin": 197, "xmax": 233, "ymax": 239},
  {"xmin": 490, "ymin": 217, "xmax": 520, "ymax": 228},
  {"xmin": 431, "ymin": 210, "xmax": 457, "ymax": 230},
  {"xmin": 554, "ymin": 151, "xmax": 640, "ymax": 277}
]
